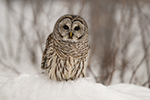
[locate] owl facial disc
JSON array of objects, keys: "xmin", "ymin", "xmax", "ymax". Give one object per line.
[{"xmin": 54, "ymin": 14, "xmax": 88, "ymax": 42}]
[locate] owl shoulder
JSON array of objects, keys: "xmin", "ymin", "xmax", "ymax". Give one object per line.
[
  {"xmin": 46, "ymin": 33, "xmax": 53, "ymax": 44},
  {"xmin": 44, "ymin": 33, "xmax": 54, "ymax": 53},
  {"xmin": 41, "ymin": 33, "xmax": 54, "ymax": 69}
]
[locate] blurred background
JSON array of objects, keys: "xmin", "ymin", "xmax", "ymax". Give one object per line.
[{"xmin": 0, "ymin": 0, "xmax": 150, "ymax": 87}]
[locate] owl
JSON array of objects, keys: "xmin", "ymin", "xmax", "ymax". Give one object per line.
[{"xmin": 41, "ymin": 14, "xmax": 90, "ymax": 81}]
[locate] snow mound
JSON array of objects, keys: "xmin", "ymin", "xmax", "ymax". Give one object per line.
[{"xmin": 0, "ymin": 74, "xmax": 150, "ymax": 100}]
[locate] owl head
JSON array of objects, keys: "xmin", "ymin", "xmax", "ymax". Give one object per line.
[{"xmin": 53, "ymin": 14, "xmax": 88, "ymax": 42}]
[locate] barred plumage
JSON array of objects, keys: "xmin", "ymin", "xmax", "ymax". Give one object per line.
[{"xmin": 41, "ymin": 14, "xmax": 90, "ymax": 81}]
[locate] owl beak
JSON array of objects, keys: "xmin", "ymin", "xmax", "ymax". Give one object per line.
[{"xmin": 69, "ymin": 32, "xmax": 73, "ymax": 38}]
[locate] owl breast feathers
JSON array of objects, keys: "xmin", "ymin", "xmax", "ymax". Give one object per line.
[{"xmin": 41, "ymin": 14, "xmax": 90, "ymax": 81}]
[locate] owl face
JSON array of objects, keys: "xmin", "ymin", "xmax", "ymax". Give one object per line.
[{"xmin": 54, "ymin": 14, "xmax": 88, "ymax": 42}]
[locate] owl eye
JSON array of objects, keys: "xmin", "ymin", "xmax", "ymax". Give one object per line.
[
  {"xmin": 74, "ymin": 26, "xmax": 80, "ymax": 31},
  {"xmin": 63, "ymin": 25, "xmax": 69, "ymax": 30}
]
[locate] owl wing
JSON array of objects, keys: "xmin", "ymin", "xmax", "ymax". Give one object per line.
[{"xmin": 41, "ymin": 33, "xmax": 53, "ymax": 69}]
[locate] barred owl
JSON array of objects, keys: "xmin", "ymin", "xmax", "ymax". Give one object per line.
[{"xmin": 41, "ymin": 14, "xmax": 90, "ymax": 81}]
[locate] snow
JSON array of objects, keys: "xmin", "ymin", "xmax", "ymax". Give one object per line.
[{"xmin": 0, "ymin": 74, "xmax": 150, "ymax": 100}]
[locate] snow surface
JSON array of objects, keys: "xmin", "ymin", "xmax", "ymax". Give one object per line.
[{"xmin": 0, "ymin": 74, "xmax": 150, "ymax": 100}]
